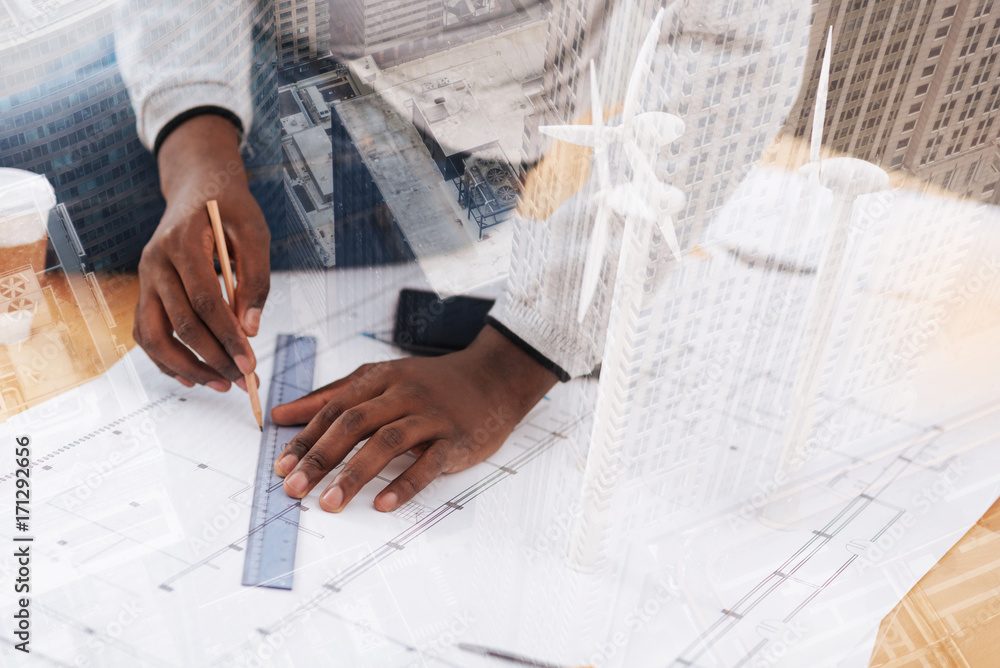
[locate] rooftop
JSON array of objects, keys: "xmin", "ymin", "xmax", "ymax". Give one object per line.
[
  {"xmin": 348, "ymin": 19, "xmax": 545, "ymax": 165},
  {"xmin": 290, "ymin": 125, "xmax": 333, "ymax": 200},
  {"xmin": 328, "ymin": 21, "xmax": 547, "ymax": 293},
  {"xmin": 412, "ymin": 81, "xmax": 498, "ymax": 157},
  {"xmin": 334, "ymin": 93, "xmax": 469, "ymax": 258},
  {"xmin": 280, "ymin": 112, "xmax": 310, "ymax": 136}
]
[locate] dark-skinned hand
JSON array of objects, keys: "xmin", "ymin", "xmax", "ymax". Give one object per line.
[
  {"xmin": 133, "ymin": 114, "xmax": 270, "ymax": 391},
  {"xmin": 271, "ymin": 325, "xmax": 558, "ymax": 512}
]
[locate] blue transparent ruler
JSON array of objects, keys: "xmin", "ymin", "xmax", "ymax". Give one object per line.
[{"xmin": 241, "ymin": 334, "xmax": 317, "ymax": 590}]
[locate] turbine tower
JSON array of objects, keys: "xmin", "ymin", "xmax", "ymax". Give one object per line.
[
  {"xmin": 762, "ymin": 27, "xmax": 890, "ymax": 526},
  {"xmin": 554, "ymin": 9, "xmax": 687, "ymax": 571}
]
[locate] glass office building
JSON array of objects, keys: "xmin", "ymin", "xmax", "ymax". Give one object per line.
[
  {"xmin": 0, "ymin": 0, "xmax": 161, "ymax": 272},
  {"xmin": 0, "ymin": 0, "xmax": 304, "ymax": 272}
]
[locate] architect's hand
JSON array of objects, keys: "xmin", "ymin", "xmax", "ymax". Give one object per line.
[
  {"xmin": 271, "ymin": 325, "xmax": 558, "ymax": 512},
  {"xmin": 133, "ymin": 115, "xmax": 270, "ymax": 391}
]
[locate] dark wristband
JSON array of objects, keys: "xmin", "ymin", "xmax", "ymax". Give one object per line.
[
  {"xmin": 153, "ymin": 106, "xmax": 244, "ymax": 157},
  {"xmin": 485, "ymin": 316, "xmax": 571, "ymax": 382}
]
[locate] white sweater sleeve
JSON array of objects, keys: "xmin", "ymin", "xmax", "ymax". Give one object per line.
[
  {"xmin": 489, "ymin": 0, "xmax": 811, "ymax": 379},
  {"xmin": 114, "ymin": 0, "xmax": 256, "ymax": 152}
]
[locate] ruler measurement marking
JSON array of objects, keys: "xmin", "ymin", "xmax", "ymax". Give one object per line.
[{"xmin": 241, "ymin": 334, "xmax": 317, "ymax": 590}]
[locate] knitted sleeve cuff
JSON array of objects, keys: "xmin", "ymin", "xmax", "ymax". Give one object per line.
[{"xmin": 152, "ymin": 105, "xmax": 245, "ymax": 157}]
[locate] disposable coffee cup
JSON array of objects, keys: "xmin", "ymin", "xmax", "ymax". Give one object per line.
[{"xmin": 0, "ymin": 168, "xmax": 56, "ymax": 344}]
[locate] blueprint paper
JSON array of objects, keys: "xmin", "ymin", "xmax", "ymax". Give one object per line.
[
  {"xmin": 4, "ymin": 175, "xmax": 1000, "ymax": 667},
  {"xmin": 414, "ymin": 164, "xmax": 1000, "ymax": 667},
  {"xmin": 431, "ymin": 330, "xmax": 1000, "ymax": 668},
  {"xmin": 0, "ymin": 268, "xmax": 591, "ymax": 667}
]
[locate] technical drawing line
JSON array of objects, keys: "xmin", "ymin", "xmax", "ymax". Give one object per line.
[
  {"xmin": 161, "ymin": 448, "xmax": 250, "ymax": 485},
  {"xmin": 159, "ymin": 501, "xmax": 301, "ymax": 591},
  {"xmin": 0, "ymin": 271, "xmax": 411, "ymax": 488},
  {"xmin": 79, "ymin": 536, "xmax": 130, "ymax": 565},
  {"xmin": 668, "ymin": 402, "xmax": 1000, "ymax": 666},
  {"xmin": 785, "ymin": 556, "xmax": 858, "ymax": 621},
  {"xmin": 0, "ymin": 391, "xmax": 185, "ymax": 485},
  {"xmin": 220, "ymin": 413, "xmax": 588, "ymax": 652},
  {"xmin": 52, "ymin": 505, "xmax": 192, "ymax": 567},
  {"xmin": 35, "ymin": 603, "xmax": 177, "ymax": 668},
  {"xmin": 157, "ymin": 409, "xmax": 585, "ymax": 595},
  {"xmin": 311, "ymin": 607, "xmax": 470, "ymax": 668}
]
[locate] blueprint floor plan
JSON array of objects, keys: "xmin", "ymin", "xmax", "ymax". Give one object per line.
[{"xmin": 2, "ymin": 257, "xmax": 999, "ymax": 667}]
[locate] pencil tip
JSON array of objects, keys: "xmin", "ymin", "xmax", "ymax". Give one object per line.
[{"xmin": 260, "ymin": 426, "xmax": 263, "ymax": 432}]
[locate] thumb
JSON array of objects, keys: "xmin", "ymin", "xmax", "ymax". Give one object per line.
[{"xmin": 229, "ymin": 218, "xmax": 271, "ymax": 337}]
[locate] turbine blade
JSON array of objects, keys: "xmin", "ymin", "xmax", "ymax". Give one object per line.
[
  {"xmin": 658, "ymin": 214, "xmax": 683, "ymax": 263},
  {"xmin": 623, "ymin": 7, "xmax": 666, "ymax": 125},
  {"xmin": 630, "ymin": 111, "xmax": 685, "ymax": 149},
  {"xmin": 539, "ymin": 124, "xmax": 599, "ymax": 146},
  {"xmin": 590, "ymin": 61, "xmax": 604, "ymax": 133},
  {"xmin": 578, "ymin": 205, "xmax": 611, "ymax": 322},
  {"xmin": 590, "ymin": 61, "xmax": 612, "ymax": 190},
  {"xmin": 810, "ymin": 26, "xmax": 833, "ymax": 165},
  {"xmin": 605, "ymin": 185, "xmax": 656, "ymax": 220}
]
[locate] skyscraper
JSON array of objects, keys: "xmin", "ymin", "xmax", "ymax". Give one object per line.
[
  {"xmin": 0, "ymin": 0, "xmax": 162, "ymax": 272},
  {"xmin": 328, "ymin": 0, "xmax": 543, "ymax": 68},
  {"xmin": 788, "ymin": 0, "xmax": 1000, "ymax": 203},
  {"xmin": 0, "ymin": 1, "xmax": 296, "ymax": 272},
  {"xmin": 276, "ymin": 0, "xmax": 331, "ymax": 70},
  {"xmin": 0, "ymin": 0, "xmax": 290, "ymax": 270}
]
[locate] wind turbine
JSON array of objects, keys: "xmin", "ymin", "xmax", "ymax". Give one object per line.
[
  {"xmin": 539, "ymin": 7, "xmax": 685, "ymax": 321},
  {"xmin": 810, "ymin": 27, "xmax": 834, "ymax": 168},
  {"xmin": 763, "ymin": 26, "xmax": 890, "ymax": 527},
  {"xmin": 779, "ymin": 25, "xmax": 834, "ymax": 249},
  {"xmin": 564, "ymin": 8, "xmax": 692, "ymax": 574}
]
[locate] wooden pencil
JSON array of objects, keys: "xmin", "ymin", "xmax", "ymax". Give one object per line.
[{"xmin": 206, "ymin": 199, "xmax": 263, "ymax": 431}]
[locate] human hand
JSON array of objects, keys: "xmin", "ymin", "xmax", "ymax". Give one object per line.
[
  {"xmin": 133, "ymin": 114, "xmax": 270, "ymax": 391},
  {"xmin": 271, "ymin": 326, "xmax": 558, "ymax": 512}
]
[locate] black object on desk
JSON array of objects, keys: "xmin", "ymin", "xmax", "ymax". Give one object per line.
[{"xmin": 392, "ymin": 288, "xmax": 495, "ymax": 355}]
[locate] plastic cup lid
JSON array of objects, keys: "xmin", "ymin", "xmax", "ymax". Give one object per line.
[{"xmin": 0, "ymin": 168, "xmax": 57, "ymax": 217}]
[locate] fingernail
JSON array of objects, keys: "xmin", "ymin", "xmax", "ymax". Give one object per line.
[
  {"xmin": 234, "ymin": 354, "xmax": 253, "ymax": 375},
  {"xmin": 175, "ymin": 376, "xmax": 195, "ymax": 388},
  {"xmin": 235, "ymin": 376, "xmax": 247, "ymax": 392},
  {"xmin": 377, "ymin": 491, "xmax": 397, "ymax": 512},
  {"xmin": 243, "ymin": 307, "xmax": 262, "ymax": 336},
  {"xmin": 320, "ymin": 485, "xmax": 344, "ymax": 512},
  {"xmin": 275, "ymin": 454, "xmax": 297, "ymax": 476},
  {"xmin": 284, "ymin": 471, "xmax": 308, "ymax": 498},
  {"xmin": 207, "ymin": 380, "xmax": 230, "ymax": 392}
]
